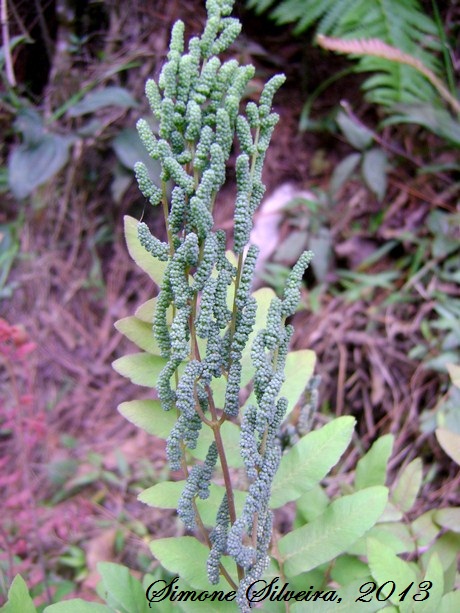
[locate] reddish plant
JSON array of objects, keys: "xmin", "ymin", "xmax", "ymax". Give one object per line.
[{"xmin": 0, "ymin": 318, "xmax": 49, "ymax": 595}]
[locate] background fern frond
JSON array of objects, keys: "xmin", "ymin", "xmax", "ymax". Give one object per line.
[
  {"xmin": 245, "ymin": 0, "xmax": 278, "ymax": 13},
  {"xmin": 245, "ymin": 0, "xmax": 446, "ymax": 107},
  {"xmin": 359, "ymin": 62, "xmax": 436, "ymax": 107},
  {"xmin": 317, "ymin": 36, "xmax": 460, "ymax": 113},
  {"xmin": 272, "ymin": 0, "xmax": 337, "ymax": 34}
]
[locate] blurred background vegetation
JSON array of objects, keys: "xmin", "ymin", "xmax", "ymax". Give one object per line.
[{"xmin": 0, "ymin": 0, "xmax": 459, "ymax": 608}]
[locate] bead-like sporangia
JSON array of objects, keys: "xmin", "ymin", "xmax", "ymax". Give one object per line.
[{"xmin": 134, "ymin": 1, "xmax": 313, "ymax": 609}]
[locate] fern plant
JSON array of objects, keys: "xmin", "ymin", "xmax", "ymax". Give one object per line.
[
  {"xmin": 111, "ymin": 0, "xmax": 386, "ymax": 609},
  {"xmin": 245, "ymin": 0, "xmax": 445, "ymax": 107}
]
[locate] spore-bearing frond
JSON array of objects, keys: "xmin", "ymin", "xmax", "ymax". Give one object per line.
[
  {"xmin": 282, "ymin": 250, "xmax": 314, "ymax": 316},
  {"xmin": 201, "ymin": 326, "xmax": 225, "ymax": 382},
  {"xmin": 169, "ymin": 233, "xmax": 199, "ymax": 308},
  {"xmin": 168, "ymin": 186, "xmax": 187, "ymax": 235},
  {"xmin": 236, "ymin": 246, "xmax": 258, "ymax": 309},
  {"xmin": 128, "ymin": 0, "xmax": 313, "ymax": 606},
  {"xmin": 176, "ymin": 360, "xmax": 203, "ymax": 420},
  {"xmin": 137, "ymin": 222, "xmax": 168, "ymax": 263},
  {"xmin": 153, "ymin": 275, "xmax": 173, "ymax": 359},
  {"xmin": 236, "ymin": 554, "xmax": 270, "ymax": 613},
  {"xmin": 135, "ymin": 164, "xmax": 163, "ymax": 208},
  {"xmin": 136, "ymin": 119, "xmax": 158, "ymax": 159},
  {"xmin": 193, "ymin": 234, "xmax": 218, "ymax": 292},
  {"xmin": 208, "ymin": 491, "xmax": 231, "ymax": 582},
  {"xmin": 240, "ymin": 404, "xmax": 261, "ymax": 481},
  {"xmin": 157, "ymin": 358, "xmax": 180, "ymax": 411},
  {"xmin": 167, "ymin": 411, "xmax": 203, "ymax": 471},
  {"xmin": 196, "ymin": 276, "xmax": 218, "ymax": 338},
  {"xmin": 178, "ymin": 442, "xmax": 218, "ymax": 529},
  {"xmin": 213, "ymin": 268, "xmax": 233, "ymax": 329}
]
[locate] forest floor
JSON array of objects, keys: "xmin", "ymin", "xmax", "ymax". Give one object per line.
[{"xmin": 1, "ymin": 0, "xmax": 459, "ymax": 606}]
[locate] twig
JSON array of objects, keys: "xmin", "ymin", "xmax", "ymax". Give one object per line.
[{"xmin": 1, "ymin": 0, "xmax": 16, "ymax": 86}]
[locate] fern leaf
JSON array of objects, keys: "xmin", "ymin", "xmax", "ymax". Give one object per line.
[
  {"xmin": 246, "ymin": 0, "xmax": 444, "ymax": 106},
  {"xmin": 271, "ymin": 0, "xmax": 336, "ymax": 31},
  {"xmin": 318, "ymin": 0, "xmax": 356, "ymax": 36},
  {"xmin": 245, "ymin": 0, "xmax": 277, "ymax": 14},
  {"xmin": 317, "ymin": 36, "xmax": 460, "ymax": 114},
  {"xmin": 360, "ymin": 64, "xmax": 435, "ymax": 107}
]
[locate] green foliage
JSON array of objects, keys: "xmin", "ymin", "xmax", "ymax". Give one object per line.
[
  {"xmin": 383, "ymin": 104, "xmax": 460, "ymax": 146},
  {"xmin": 249, "ymin": 3, "xmax": 456, "ymax": 210},
  {"xmin": 0, "ymin": 575, "xmax": 37, "ymax": 613},
  {"xmin": 329, "ymin": 110, "xmax": 388, "ymax": 201},
  {"xmin": 8, "ymin": 109, "xmax": 74, "ymax": 200},
  {"xmin": 270, "ymin": 416, "xmax": 355, "ymax": 507},
  {"xmin": 317, "ymin": 36, "xmax": 460, "ymax": 115},
  {"xmin": 0, "ymin": 218, "xmax": 21, "ymax": 299},
  {"xmin": 0, "ymin": 564, "xmax": 150, "ymax": 613},
  {"xmin": 354, "ymin": 434, "xmax": 393, "ymax": 490},
  {"xmin": 149, "ymin": 537, "xmax": 236, "ymax": 591},
  {"xmin": 3, "ymin": 436, "xmax": 460, "ymax": 611},
  {"xmin": 65, "ymin": 87, "xmax": 137, "ymax": 118},
  {"xmin": 278, "ymin": 486, "xmax": 389, "ymax": 576},
  {"xmin": 5, "ymin": 73, "xmax": 142, "ymax": 201},
  {"xmin": 8, "ymin": 87, "xmax": 136, "ymax": 200},
  {"xmin": 95, "ymin": 562, "xmax": 149, "ymax": 613},
  {"xmin": 435, "ymin": 364, "xmax": 460, "ymax": 466},
  {"xmin": 246, "ymin": 0, "xmax": 444, "ymax": 107},
  {"xmin": 246, "ymin": 0, "xmax": 460, "ymax": 178},
  {"xmin": 44, "ymin": 602, "xmax": 112, "ymax": 613},
  {"xmin": 278, "ymin": 433, "xmax": 459, "ymax": 613},
  {"xmin": 248, "ymin": 0, "xmax": 436, "ymax": 48}
]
